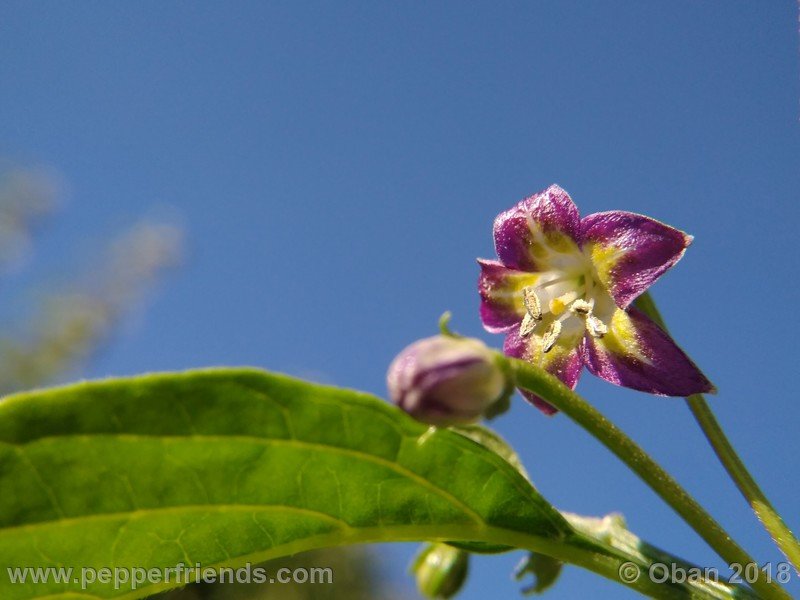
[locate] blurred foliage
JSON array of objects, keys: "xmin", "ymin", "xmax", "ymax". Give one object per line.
[
  {"xmin": 0, "ymin": 164, "xmax": 59, "ymax": 272},
  {"xmin": 0, "ymin": 162, "xmax": 401, "ymax": 600},
  {"xmin": 0, "ymin": 164, "xmax": 183, "ymax": 394}
]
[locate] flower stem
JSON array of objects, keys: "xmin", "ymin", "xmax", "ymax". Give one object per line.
[
  {"xmin": 686, "ymin": 394, "xmax": 800, "ymax": 572},
  {"xmin": 502, "ymin": 355, "xmax": 791, "ymax": 600},
  {"xmin": 635, "ymin": 292, "xmax": 800, "ymax": 573}
]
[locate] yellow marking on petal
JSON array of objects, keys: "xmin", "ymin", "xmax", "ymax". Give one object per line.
[
  {"xmin": 530, "ymin": 242, "xmax": 548, "ymax": 259},
  {"xmin": 544, "ymin": 230, "xmax": 576, "ymax": 253},
  {"xmin": 587, "ymin": 242, "xmax": 627, "ymax": 287},
  {"xmin": 597, "ymin": 309, "xmax": 651, "ymax": 365},
  {"xmin": 610, "ymin": 310, "xmax": 637, "ymax": 344},
  {"xmin": 502, "ymin": 274, "xmax": 542, "ymax": 314},
  {"xmin": 523, "ymin": 211, "xmax": 581, "ymax": 267},
  {"xmin": 483, "ymin": 271, "xmax": 540, "ymax": 304},
  {"xmin": 524, "ymin": 326, "xmax": 582, "ymax": 373}
]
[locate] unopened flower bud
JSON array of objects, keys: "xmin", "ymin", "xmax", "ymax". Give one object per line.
[
  {"xmin": 412, "ymin": 543, "xmax": 469, "ymax": 599},
  {"xmin": 387, "ymin": 335, "xmax": 507, "ymax": 426}
]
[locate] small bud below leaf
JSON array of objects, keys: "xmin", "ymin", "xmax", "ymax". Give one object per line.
[{"xmin": 412, "ymin": 543, "xmax": 469, "ymax": 599}]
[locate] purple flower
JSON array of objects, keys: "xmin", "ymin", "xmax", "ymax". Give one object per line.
[
  {"xmin": 478, "ymin": 184, "xmax": 714, "ymax": 414},
  {"xmin": 387, "ymin": 335, "xmax": 508, "ymax": 426}
]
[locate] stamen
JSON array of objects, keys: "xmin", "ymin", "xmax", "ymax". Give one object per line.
[
  {"xmin": 533, "ymin": 274, "xmax": 572, "ymax": 290},
  {"xmin": 570, "ymin": 298, "xmax": 594, "ymax": 315},
  {"xmin": 542, "ymin": 320, "xmax": 562, "ymax": 353},
  {"xmin": 519, "ymin": 312, "xmax": 537, "ymax": 338},
  {"xmin": 522, "ymin": 287, "xmax": 543, "ymax": 321},
  {"xmin": 586, "ymin": 315, "xmax": 608, "ymax": 338}
]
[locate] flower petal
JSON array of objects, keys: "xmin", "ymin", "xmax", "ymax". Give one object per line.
[
  {"xmin": 504, "ymin": 323, "xmax": 584, "ymax": 415},
  {"xmin": 493, "ymin": 184, "xmax": 582, "ymax": 272},
  {"xmin": 583, "ymin": 307, "xmax": 715, "ymax": 396},
  {"xmin": 581, "ymin": 211, "xmax": 692, "ymax": 308},
  {"xmin": 477, "ymin": 259, "xmax": 538, "ymax": 333}
]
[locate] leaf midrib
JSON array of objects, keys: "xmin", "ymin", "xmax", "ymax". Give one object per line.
[{"xmin": 5, "ymin": 521, "xmax": 714, "ymax": 600}]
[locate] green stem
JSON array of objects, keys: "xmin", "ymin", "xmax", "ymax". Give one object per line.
[
  {"xmin": 686, "ymin": 395, "xmax": 800, "ymax": 572},
  {"xmin": 635, "ymin": 292, "xmax": 800, "ymax": 573},
  {"xmin": 563, "ymin": 513, "xmax": 758, "ymax": 600},
  {"xmin": 503, "ymin": 355, "xmax": 791, "ymax": 600}
]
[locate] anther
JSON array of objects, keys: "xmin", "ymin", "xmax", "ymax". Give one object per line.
[
  {"xmin": 519, "ymin": 312, "xmax": 537, "ymax": 338},
  {"xmin": 570, "ymin": 298, "xmax": 594, "ymax": 315},
  {"xmin": 542, "ymin": 320, "xmax": 562, "ymax": 353},
  {"xmin": 522, "ymin": 287, "xmax": 543, "ymax": 321},
  {"xmin": 586, "ymin": 315, "xmax": 608, "ymax": 338}
]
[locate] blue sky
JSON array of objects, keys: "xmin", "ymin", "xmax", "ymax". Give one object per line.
[{"xmin": 1, "ymin": 2, "xmax": 799, "ymax": 598}]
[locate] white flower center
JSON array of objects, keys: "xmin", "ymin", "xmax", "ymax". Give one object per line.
[{"xmin": 518, "ymin": 265, "xmax": 610, "ymax": 353}]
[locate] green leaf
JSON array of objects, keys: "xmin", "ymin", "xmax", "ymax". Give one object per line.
[
  {"xmin": 452, "ymin": 424, "xmax": 530, "ymax": 483},
  {"xmin": 447, "ymin": 425, "xmax": 529, "ymax": 554},
  {"xmin": 0, "ymin": 369, "xmax": 757, "ymax": 600},
  {"xmin": 0, "ymin": 369, "xmax": 570, "ymax": 599}
]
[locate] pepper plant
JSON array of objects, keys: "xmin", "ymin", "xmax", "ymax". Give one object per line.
[{"xmin": 1, "ymin": 184, "xmax": 797, "ymax": 600}]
